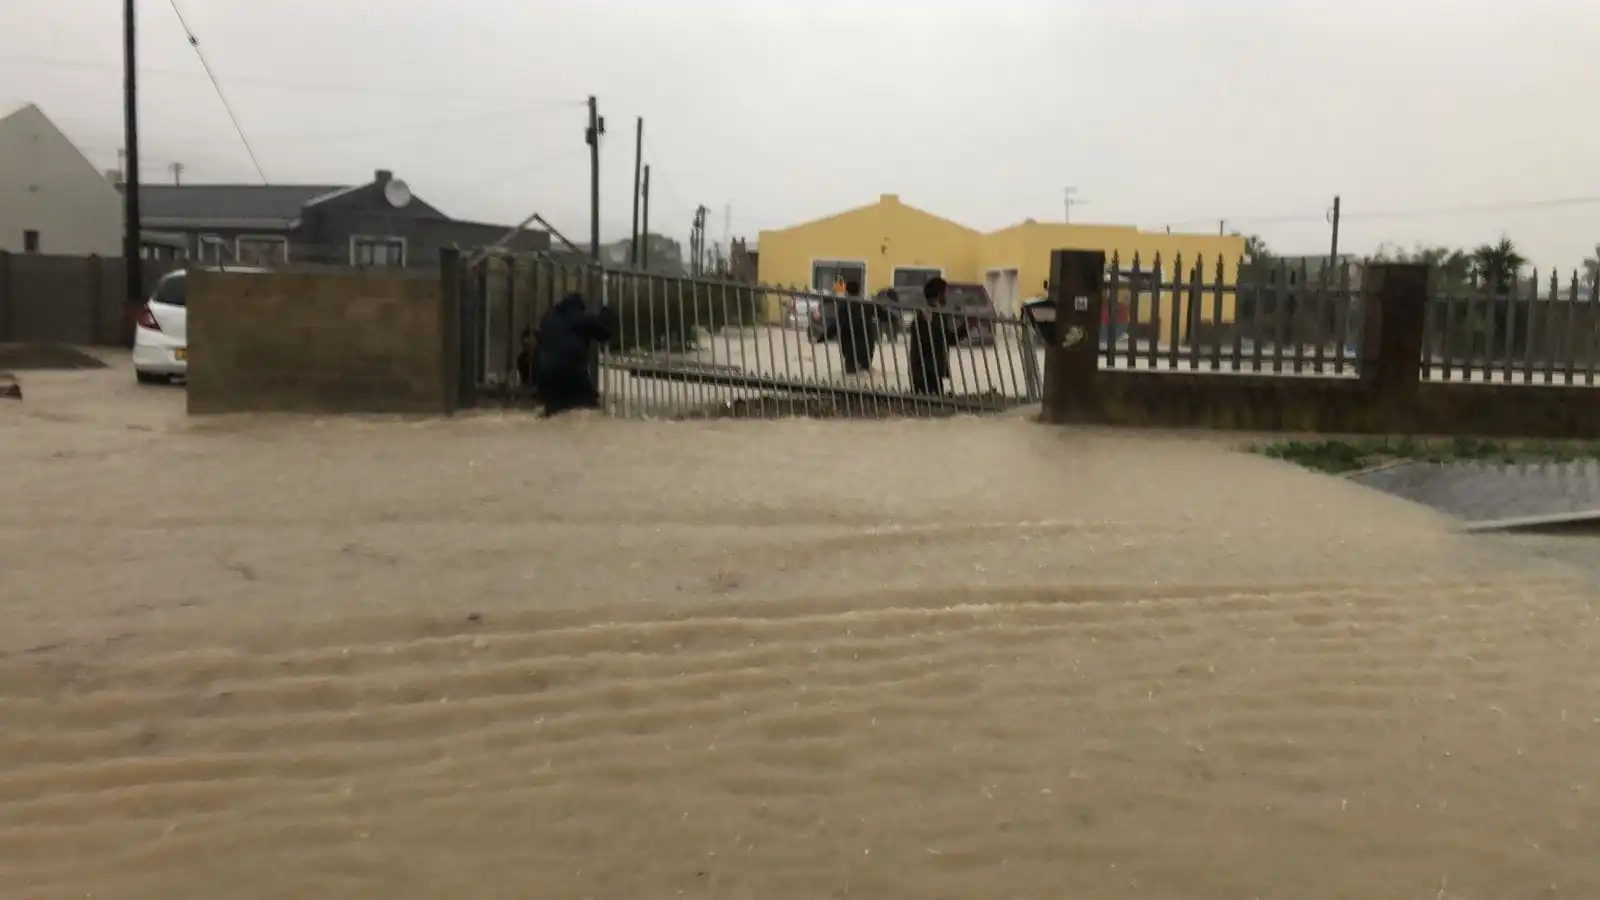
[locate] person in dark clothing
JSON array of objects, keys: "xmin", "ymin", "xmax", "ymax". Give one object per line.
[
  {"xmin": 836, "ymin": 279, "xmax": 870, "ymax": 374},
  {"xmin": 907, "ymin": 276, "xmax": 966, "ymax": 396},
  {"xmin": 534, "ymin": 292, "xmax": 614, "ymax": 417},
  {"xmin": 515, "ymin": 325, "xmax": 539, "ymax": 389}
]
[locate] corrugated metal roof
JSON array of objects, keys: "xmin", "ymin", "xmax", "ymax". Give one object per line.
[{"xmin": 139, "ymin": 184, "xmax": 349, "ymax": 223}]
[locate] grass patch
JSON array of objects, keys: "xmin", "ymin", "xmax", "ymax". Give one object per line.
[{"xmin": 1255, "ymin": 436, "xmax": 1600, "ymax": 474}]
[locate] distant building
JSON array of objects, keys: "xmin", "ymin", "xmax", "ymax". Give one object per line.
[
  {"xmin": 756, "ymin": 194, "xmax": 1246, "ymax": 329},
  {"xmin": 0, "ymin": 103, "xmax": 123, "ymax": 256},
  {"xmin": 139, "ymin": 169, "xmax": 549, "ymax": 269}
]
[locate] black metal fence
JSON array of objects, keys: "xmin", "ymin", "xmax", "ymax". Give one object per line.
[
  {"xmin": 1099, "ymin": 252, "xmax": 1363, "ymax": 378},
  {"xmin": 1421, "ymin": 270, "xmax": 1600, "ymax": 385},
  {"xmin": 457, "ymin": 252, "xmax": 1044, "ymax": 419}
]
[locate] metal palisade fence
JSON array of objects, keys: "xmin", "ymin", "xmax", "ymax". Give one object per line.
[
  {"xmin": 1101, "ymin": 252, "xmax": 1600, "ymax": 386},
  {"xmin": 459, "ymin": 251, "xmax": 1045, "ymax": 419},
  {"xmin": 1098, "ymin": 251, "xmax": 1365, "ymax": 378},
  {"xmin": 453, "ymin": 251, "xmax": 1600, "ymax": 419},
  {"xmin": 1422, "ymin": 269, "xmax": 1600, "ymax": 386}
]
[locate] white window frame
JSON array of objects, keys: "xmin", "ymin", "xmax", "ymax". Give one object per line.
[
  {"xmin": 809, "ymin": 258, "xmax": 868, "ymax": 295},
  {"xmin": 892, "ymin": 265, "xmax": 944, "ymax": 292},
  {"xmin": 234, "ymin": 234, "xmax": 290, "ymax": 266},
  {"xmin": 349, "ymin": 234, "xmax": 408, "ymax": 267},
  {"xmin": 197, "ymin": 234, "xmax": 233, "ymax": 265}
]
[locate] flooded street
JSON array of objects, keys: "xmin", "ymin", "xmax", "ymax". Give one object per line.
[{"xmin": 2, "ymin": 363, "xmax": 1598, "ymax": 899}]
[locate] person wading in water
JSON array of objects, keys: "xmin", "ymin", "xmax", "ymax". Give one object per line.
[{"xmin": 907, "ymin": 277, "xmax": 966, "ymax": 396}]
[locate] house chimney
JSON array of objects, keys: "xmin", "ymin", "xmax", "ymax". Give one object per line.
[{"xmin": 374, "ymin": 169, "xmax": 393, "ymax": 186}]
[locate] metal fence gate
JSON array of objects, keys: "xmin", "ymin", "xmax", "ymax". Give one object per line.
[{"xmin": 450, "ymin": 251, "xmax": 1045, "ymax": 419}]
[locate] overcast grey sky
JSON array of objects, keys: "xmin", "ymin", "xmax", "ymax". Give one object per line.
[{"xmin": 3, "ymin": 0, "xmax": 1598, "ymax": 269}]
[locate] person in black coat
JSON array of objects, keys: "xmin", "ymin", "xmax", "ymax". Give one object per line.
[
  {"xmin": 836, "ymin": 279, "xmax": 873, "ymax": 374},
  {"xmin": 534, "ymin": 292, "xmax": 614, "ymax": 417},
  {"xmin": 907, "ymin": 277, "xmax": 966, "ymax": 396}
]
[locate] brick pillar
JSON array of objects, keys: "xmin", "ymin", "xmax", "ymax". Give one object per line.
[
  {"xmin": 1360, "ymin": 263, "xmax": 1427, "ymax": 403},
  {"xmin": 1041, "ymin": 249, "xmax": 1106, "ymax": 424}
]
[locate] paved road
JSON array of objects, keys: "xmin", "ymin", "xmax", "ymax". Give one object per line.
[{"xmin": 1351, "ymin": 460, "xmax": 1600, "ymax": 525}]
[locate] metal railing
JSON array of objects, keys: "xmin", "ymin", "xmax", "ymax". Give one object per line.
[
  {"xmin": 463, "ymin": 252, "xmax": 1044, "ymax": 419},
  {"xmin": 1422, "ymin": 270, "xmax": 1600, "ymax": 386},
  {"xmin": 1100, "ymin": 252, "xmax": 1363, "ymax": 378}
]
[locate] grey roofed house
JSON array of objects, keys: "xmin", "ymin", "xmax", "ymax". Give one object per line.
[
  {"xmin": 139, "ymin": 184, "xmax": 348, "ymax": 230},
  {"xmin": 137, "ymin": 169, "xmax": 549, "ymax": 269}
]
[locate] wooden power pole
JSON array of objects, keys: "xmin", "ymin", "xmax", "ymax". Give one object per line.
[
  {"xmin": 121, "ymin": 0, "xmax": 143, "ymax": 305},
  {"xmin": 585, "ymin": 96, "xmax": 604, "ymax": 261}
]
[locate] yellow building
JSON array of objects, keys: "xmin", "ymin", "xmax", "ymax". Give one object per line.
[{"xmin": 757, "ymin": 194, "xmax": 1247, "ymax": 331}]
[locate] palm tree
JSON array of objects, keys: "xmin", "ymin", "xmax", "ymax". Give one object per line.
[{"xmin": 1470, "ymin": 237, "xmax": 1526, "ymax": 293}]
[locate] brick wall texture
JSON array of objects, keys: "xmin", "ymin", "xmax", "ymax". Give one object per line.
[{"xmin": 186, "ymin": 268, "xmax": 455, "ymax": 415}]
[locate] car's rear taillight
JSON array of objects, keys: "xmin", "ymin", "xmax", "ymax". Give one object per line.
[{"xmin": 135, "ymin": 303, "xmax": 160, "ymax": 331}]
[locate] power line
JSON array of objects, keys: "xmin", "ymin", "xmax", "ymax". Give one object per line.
[
  {"xmin": 65, "ymin": 110, "xmax": 572, "ymax": 146},
  {"xmin": 1161, "ymin": 194, "xmax": 1600, "ymax": 232},
  {"xmin": 0, "ymin": 52, "xmax": 586, "ymax": 105},
  {"xmin": 166, "ymin": 0, "xmax": 267, "ymax": 184}
]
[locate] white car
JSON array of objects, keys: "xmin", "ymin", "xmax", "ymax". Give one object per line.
[{"xmin": 133, "ymin": 266, "xmax": 268, "ymax": 384}]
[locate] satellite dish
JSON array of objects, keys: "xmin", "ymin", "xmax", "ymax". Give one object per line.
[{"xmin": 384, "ymin": 179, "xmax": 412, "ymax": 209}]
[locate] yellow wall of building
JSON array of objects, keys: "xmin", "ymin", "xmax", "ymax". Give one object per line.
[
  {"xmin": 756, "ymin": 194, "xmax": 981, "ymax": 293},
  {"xmin": 756, "ymin": 196, "xmax": 1248, "ymax": 333}
]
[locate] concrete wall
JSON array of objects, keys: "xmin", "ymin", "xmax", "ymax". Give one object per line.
[
  {"xmin": 0, "ymin": 251, "xmax": 177, "ymax": 346},
  {"xmin": 186, "ymin": 267, "xmax": 458, "ymax": 416},
  {"xmin": 0, "ymin": 104, "xmax": 124, "ymax": 256}
]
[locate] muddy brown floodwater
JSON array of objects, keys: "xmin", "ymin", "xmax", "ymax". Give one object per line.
[{"xmin": 2, "ymin": 361, "xmax": 1598, "ymax": 899}]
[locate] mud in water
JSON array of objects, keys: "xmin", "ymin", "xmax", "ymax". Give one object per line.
[{"xmin": 2, "ymin": 364, "xmax": 1598, "ymax": 899}]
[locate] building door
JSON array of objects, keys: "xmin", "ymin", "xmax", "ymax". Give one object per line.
[{"xmin": 985, "ymin": 268, "xmax": 1019, "ymax": 314}]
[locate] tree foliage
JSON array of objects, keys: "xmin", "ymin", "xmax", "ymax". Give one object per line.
[{"xmin": 1469, "ymin": 237, "xmax": 1526, "ymax": 293}]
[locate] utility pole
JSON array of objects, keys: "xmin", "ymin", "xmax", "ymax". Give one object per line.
[
  {"xmin": 1063, "ymin": 186, "xmax": 1078, "ymax": 223},
  {"xmin": 690, "ymin": 205, "xmax": 708, "ymax": 276},
  {"xmin": 169, "ymin": 162, "xmax": 184, "ymax": 186},
  {"xmin": 585, "ymin": 96, "xmax": 604, "ymax": 261},
  {"xmin": 1219, "ymin": 219, "xmax": 1227, "ymax": 236},
  {"xmin": 1327, "ymin": 194, "xmax": 1342, "ymax": 267},
  {"xmin": 121, "ymin": 0, "xmax": 143, "ymax": 306},
  {"xmin": 640, "ymin": 164, "xmax": 651, "ymax": 269},
  {"xmin": 629, "ymin": 116, "xmax": 643, "ymax": 266}
]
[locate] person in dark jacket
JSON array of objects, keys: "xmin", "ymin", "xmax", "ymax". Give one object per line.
[
  {"xmin": 836, "ymin": 279, "xmax": 871, "ymax": 374},
  {"xmin": 907, "ymin": 277, "xmax": 966, "ymax": 396},
  {"xmin": 515, "ymin": 325, "xmax": 539, "ymax": 389},
  {"xmin": 535, "ymin": 292, "xmax": 614, "ymax": 417}
]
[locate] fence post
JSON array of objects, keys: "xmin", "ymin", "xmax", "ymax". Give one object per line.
[
  {"xmin": 0, "ymin": 250, "xmax": 10, "ymax": 342},
  {"xmin": 438, "ymin": 246, "xmax": 466, "ymax": 414},
  {"xmin": 1041, "ymin": 249, "xmax": 1106, "ymax": 424},
  {"xmin": 1359, "ymin": 262, "xmax": 1427, "ymax": 407}
]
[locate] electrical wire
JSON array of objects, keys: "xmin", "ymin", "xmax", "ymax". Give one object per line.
[
  {"xmin": 165, "ymin": 0, "xmax": 267, "ymax": 184},
  {"xmin": 0, "ymin": 52, "xmax": 586, "ymax": 105}
]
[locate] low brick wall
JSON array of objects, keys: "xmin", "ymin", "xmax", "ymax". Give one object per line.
[
  {"xmin": 1069, "ymin": 374, "xmax": 1600, "ymax": 439},
  {"xmin": 186, "ymin": 268, "xmax": 458, "ymax": 415}
]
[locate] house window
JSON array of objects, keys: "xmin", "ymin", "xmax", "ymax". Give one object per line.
[
  {"xmin": 351, "ymin": 236, "xmax": 406, "ymax": 267},
  {"xmin": 892, "ymin": 267, "xmax": 941, "ymax": 291},
  {"xmin": 236, "ymin": 235, "xmax": 289, "ymax": 267},
  {"xmin": 22, "ymin": 230, "xmax": 39, "ymax": 253},
  {"xmin": 198, "ymin": 235, "xmax": 233, "ymax": 265},
  {"xmin": 811, "ymin": 259, "xmax": 865, "ymax": 294}
]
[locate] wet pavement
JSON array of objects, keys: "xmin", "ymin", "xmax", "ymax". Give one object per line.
[{"xmin": 1351, "ymin": 459, "xmax": 1600, "ymax": 526}]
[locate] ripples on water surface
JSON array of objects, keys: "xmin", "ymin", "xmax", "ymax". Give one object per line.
[{"xmin": 1, "ymin": 371, "xmax": 1597, "ymax": 898}]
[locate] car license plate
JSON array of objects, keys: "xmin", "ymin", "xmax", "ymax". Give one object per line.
[{"xmin": 174, "ymin": 348, "xmax": 187, "ymax": 360}]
